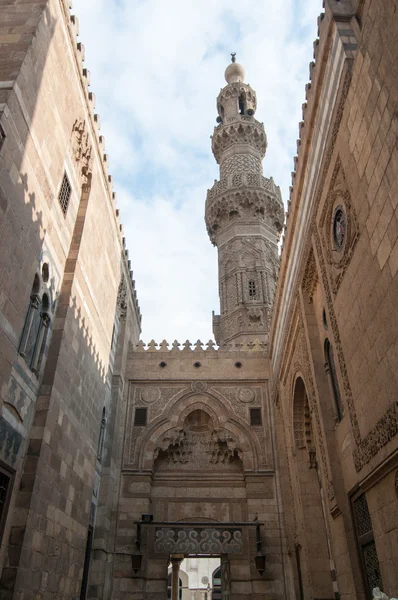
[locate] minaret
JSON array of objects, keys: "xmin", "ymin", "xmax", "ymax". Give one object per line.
[{"xmin": 205, "ymin": 55, "xmax": 285, "ymax": 346}]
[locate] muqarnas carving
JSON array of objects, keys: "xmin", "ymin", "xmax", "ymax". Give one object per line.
[{"xmin": 154, "ymin": 409, "xmax": 243, "ymax": 471}]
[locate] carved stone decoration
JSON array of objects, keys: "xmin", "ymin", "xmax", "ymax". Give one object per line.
[
  {"xmin": 212, "ymin": 119, "xmax": 267, "ymax": 163},
  {"xmin": 273, "ymin": 67, "xmax": 395, "ymax": 472},
  {"xmin": 72, "ymin": 118, "xmax": 93, "ymax": 185},
  {"xmin": 319, "ymin": 159, "xmax": 359, "ymax": 294},
  {"xmin": 191, "ymin": 381, "xmax": 207, "ymax": 392},
  {"xmin": 154, "ymin": 527, "xmax": 243, "ymax": 555},
  {"xmin": 236, "ymin": 387, "xmax": 256, "ymax": 404},
  {"xmin": 117, "ymin": 277, "xmax": 127, "ymax": 318},
  {"xmin": 272, "ymin": 69, "xmax": 352, "ymax": 404},
  {"xmin": 141, "ymin": 386, "xmax": 161, "ymax": 404},
  {"xmin": 302, "ymin": 249, "xmax": 318, "ymax": 302},
  {"xmin": 154, "ymin": 410, "xmax": 243, "ymax": 472},
  {"xmin": 287, "ymin": 322, "xmax": 335, "ymax": 500},
  {"xmin": 206, "ymin": 188, "xmax": 284, "ymax": 244},
  {"xmin": 154, "ymin": 427, "xmax": 243, "ymax": 471},
  {"xmin": 124, "ymin": 385, "xmax": 188, "ymax": 468}
]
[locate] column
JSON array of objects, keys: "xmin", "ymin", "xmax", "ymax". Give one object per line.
[{"xmin": 170, "ymin": 554, "xmax": 184, "ymax": 600}]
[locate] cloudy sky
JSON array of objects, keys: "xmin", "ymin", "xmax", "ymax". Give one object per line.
[{"xmin": 72, "ymin": 0, "xmax": 322, "ymax": 343}]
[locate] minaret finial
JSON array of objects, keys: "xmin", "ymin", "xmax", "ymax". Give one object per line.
[{"xmin": 231, "ymin": 52, "xmax": 236, "ymax": 63}]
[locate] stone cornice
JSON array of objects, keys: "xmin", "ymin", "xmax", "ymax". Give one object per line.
[
  {"xmin": 211, "ymin": 117, "xmax": 267, "ymax": 164},
  {"xmin": 205, "ymin": 185, "xmax": 284, "ymax": 245}
]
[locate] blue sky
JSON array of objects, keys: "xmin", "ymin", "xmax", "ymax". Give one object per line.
[{"xmin": 72, "ymin": 0, "xmax": 322, "ymax": 342}]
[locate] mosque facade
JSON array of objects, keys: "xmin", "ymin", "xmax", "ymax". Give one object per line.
[{"xmin": 0, "ymin": 1, "xmax": 397, "ymax": 599}]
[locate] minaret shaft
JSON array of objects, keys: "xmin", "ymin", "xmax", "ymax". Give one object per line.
[{"xmin": 205, "ymin": 59, "xmax": 284, "ymax": 346}]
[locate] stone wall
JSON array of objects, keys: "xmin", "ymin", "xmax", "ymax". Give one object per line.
[
  {"xmin": 97, "ymin": 346, "xmax": 289, "ymax": 600},
  {"xmin": 0, "ymin": 1, "xmax": 140, "ymax": 598},
  {"xmin": 270, "ymin": 0, "xmax": 398, "ymax": 598}
]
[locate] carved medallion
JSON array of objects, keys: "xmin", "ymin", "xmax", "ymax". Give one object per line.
[
  {"xmin": 332, "ymin": 205, "xmax": 346, "ymax": 251},
  {"xmin": 141, "ymin": 386, "xmax": 161, "ymax": 404},
  {"xmin": 236, "ymin": 387, "xmax": 255, "ymax": 403},
  {"xmin": 191, "ymin": 381, "xmax": 207, "ymax": 393}
]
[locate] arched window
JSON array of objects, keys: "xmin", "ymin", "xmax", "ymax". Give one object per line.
[
  {"xmin": 19, "ymin": 274, "xmax": 52, "ymax": 376},
  {"xmin": 19, "ymin": 274, "xmax": 41, "ymax": 362},
  {"xmin": 31, "ymin": 293, "xmax": 51, "ymax": 374},
  {"xmin": 97, "ymin": 408, "xmax": 106, "ymax": 462},
  {"xmin": 324, "ymin": 339, "xmax": 342, "ymax": 421},
  {"xmin": 239, "ymin": 93, "xmax": 245, "ymax": 115},
  {"xmin": 212, "ymin": 566, "xmax": 222, "ymax": 600}
]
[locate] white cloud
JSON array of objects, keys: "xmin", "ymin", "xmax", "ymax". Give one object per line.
[{"xmin": 72, "ymin": 0, "xmax": 322, "ymax": 342}]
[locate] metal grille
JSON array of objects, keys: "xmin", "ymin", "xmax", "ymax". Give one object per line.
[
  {"xmin": 248, "ymin": 279, "xmax": 257, "ymax": 297},
  {"xmin": 58, "ymin": 172, "xmax": 72, "ymax": 215},
  {"xmin": 363, "ymin": 541, "xmax": 383, "ymax": 590},
  {"xmin": 353, "ymin": 494, "xmax": 372, "ymax": 537}
]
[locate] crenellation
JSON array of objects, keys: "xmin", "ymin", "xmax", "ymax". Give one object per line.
[
  {"xmin": 0, "ymin": 2, "xmax": 396, "ymax": 600},
  {"xmin": 70, "ymin": 14, "xmax": 79, "ymax": 36},
  {"xmin": 76, "ymin": 41, "xmax": 85, "ymax": 61},
  {"xmin": 313, "ymin": 38, "xmax": 320, "ymax": 60},
  {"xmin": 82, "ymin": 67, "xmax": 90, "ymax": 86},
  {"xmin": 88, "ymin": 90, "xmax": 95, "ymax": 109},
  {"xmin": 309, "ymin": 60, "xmax": 316, "ymax": 80},
  {"xmin": 132, "ymin": 339, "xmax": 268, "ymax": 353}
]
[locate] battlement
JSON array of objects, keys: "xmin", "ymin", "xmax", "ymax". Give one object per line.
[
  {"xmin": 133, "ymin": 339, "xmax": 268, "ymax": 353},
  {"xmin": 60, "ymin": 0, "xmax": 141, "ymax": 321},
  {"xmin": 280, "ymin": 1, "xmax": 357, "ymax": 254}
]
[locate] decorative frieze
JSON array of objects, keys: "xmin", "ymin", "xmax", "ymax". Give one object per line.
[{"xmin": 154, "ymin": 527, "xmax": 243, "ymax": 555}]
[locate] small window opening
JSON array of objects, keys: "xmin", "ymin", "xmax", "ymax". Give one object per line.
[
  {"xmin": 248, "ymin": 279, "xmax": 257, "ymax": 297},
  {"xmin": 322, "ymin": 308, "xmax": 328, "ymax": 330},
  {"xmin": 58, "ymin": 172, "xmax": 72, "ymax": 215},
  {"xmin": 0, "ymin": 464, "xmax": 14, "ymax": 544},
  {"xmin": 235, "ymin": 361, "xmax": 242, "ymax": 368},
  {"xmin": 193, "ymin": 361, "xmax": 201, "ymax": 368},
  {"xmin": 250, "ymin": 407, "xmax": 262, "ymax": 426},
  {"xmin": 97, "ymin": 408, "xmax": 106, "ymax": 462},
  {"xmin": 0, "ymin": 124, "xmax": 6, "ymax": 152},
  {"xmin": 324, "ymin": 339, "xmax": 342, "ymax": 422},
  {"xmin": 239, "ymin": 94, "xmax": 245, "ymax": 115},
  {"xmin": 134, "ymin": 407, "xmax": 147, "ymax": 426},
  {"xmin": 41, "ymin": 263, "xmax": 49, "ymax": 283}
]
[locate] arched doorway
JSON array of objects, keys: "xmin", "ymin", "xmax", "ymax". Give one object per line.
[
  {"xmin": 212, "ymin": 566, "xmax": 222, "ymax": 599},
  {"xmin": 167, "ymin": 571, "xmax": 183, "ymax": 599},
  {"xmin": 292, "ymin": 377, "xmax": 334, "ymax": 600},
  {"xmin": 124, "ymin": 387, "xmax": 274, "ymax": 599}
]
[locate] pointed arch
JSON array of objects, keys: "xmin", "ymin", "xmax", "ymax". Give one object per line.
[{"xmin": 137, "ymin": 390, "xmax": 261, "ymax": 471}]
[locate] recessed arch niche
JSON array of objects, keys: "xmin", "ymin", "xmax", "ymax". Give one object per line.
[{"xmin": 153, "ymin": 407, "xmax": 244, "ymax": 473}]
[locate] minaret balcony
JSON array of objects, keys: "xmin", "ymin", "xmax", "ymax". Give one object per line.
[
  {"xmin": 211, "ymin": 117, "xmax": 267, "ymax": 164},
  {"xmin": 205, "ymin": 174, "xmax": 285, "ymax": 245}
]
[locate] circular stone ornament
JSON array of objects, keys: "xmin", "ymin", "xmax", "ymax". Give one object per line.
[
  {"xmin": 332, "ymin": 205, "xmax": 346, "ymax": 251},
  {"xmin": 141, "ymin": 386, "xmax": 161, "ymax": 404},
  {"xmin": 191, "ymin": 381, "xmax": 208, "ymax": 392},
  {"xmin": 237, "ymin": 387, "xmax": 256, "ymax": 403}
]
